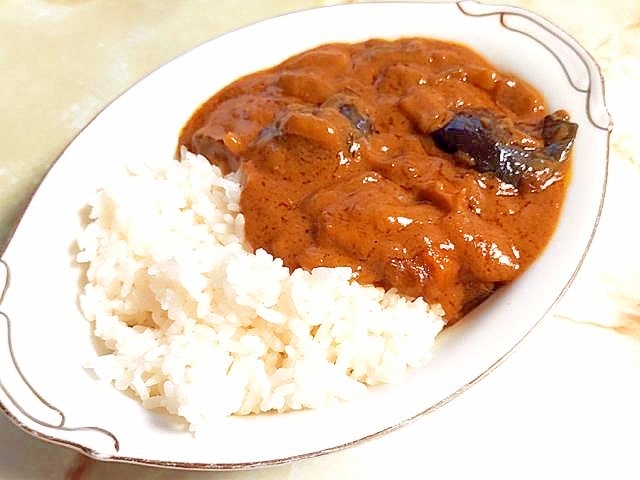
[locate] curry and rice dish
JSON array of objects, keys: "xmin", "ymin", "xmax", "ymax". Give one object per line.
[
  {"xmin": 77, "ymin": 37, "xmax": 576, "ymax": 429},
  {"xmin": 179, "ymin": 37, "xmax": 576, "ymax": 323}
]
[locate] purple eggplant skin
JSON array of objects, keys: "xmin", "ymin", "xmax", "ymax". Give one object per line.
[
  {"xmin": 431, "ymin": 109, "xmax": 577, "ymax": 190},
  {"xmin": 338, "ymin": 103, "xmax": 374, "ymax": 135},
  {"xmin": 253, "ymin": 97, "xmax": 374, "ymax": 151},
  {"xmin": 542, "ymin": 111, "xmax": 578, "ymax": 162}
]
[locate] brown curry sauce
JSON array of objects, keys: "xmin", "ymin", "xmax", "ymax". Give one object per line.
[{"xmin": 178, "ymin": 38, "xmax": 575, "ymax": 323}]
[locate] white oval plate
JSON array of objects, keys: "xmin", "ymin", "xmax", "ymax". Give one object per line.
[{"xmin": 0, "ymin": 1, "xmax": 610, "ymax": 470}]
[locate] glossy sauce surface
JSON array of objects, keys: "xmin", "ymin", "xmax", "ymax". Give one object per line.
[{"xmin": 179, "ymin": 38, "xmax": 570, "ymax": 323}]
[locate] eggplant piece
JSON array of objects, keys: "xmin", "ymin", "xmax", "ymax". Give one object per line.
[
  {"xmin": 431, "ymin": 112, "xmax": 495, "ymax": 165},
  {"xmin": 338, "ymin": 103, "xmax": 373, "ymax": 135},
  {"xmin": 254, "ymin": 95, "xmax": 374, "ymax": 151},
  {"xmin": 253, "ymin": 123, "xmax": 283, "ymax": 149},
  {"xmin": 542, "ymin": 110, "xmax": 578, "ymax": 162},
  {"xmin": 431, "ymin": 110, "xmax": 577, "ymax": 190},
  {"xmin": 322, "ymin": 94, "xmax": 374, "ymax": 135},
  {"xmin": 191, "ymin": 131, "xmax": 240, "ymax": 174}
]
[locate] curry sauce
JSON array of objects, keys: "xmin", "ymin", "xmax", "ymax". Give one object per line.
[{"xmin": 178, "ymin": 38, "xmax": 575, "ymax": 323}]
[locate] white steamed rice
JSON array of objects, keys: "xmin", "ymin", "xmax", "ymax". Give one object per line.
[{"xmin": 76, "ymin": 149, "xmax": 445, "ymax": 431}]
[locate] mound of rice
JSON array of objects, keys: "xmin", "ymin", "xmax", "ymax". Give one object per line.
[{"xmin": 76, "ymin": 149, "xmax": 445, "ymax": 431}]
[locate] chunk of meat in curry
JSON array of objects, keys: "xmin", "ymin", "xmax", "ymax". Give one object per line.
[{"xmin": 178, "ymin": 38, "xmax": 574, "ymax": 323}]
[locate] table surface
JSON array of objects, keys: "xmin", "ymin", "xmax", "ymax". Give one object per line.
[{"xmin": 1, "ymin": 1, "xmax": 639, "ymax": 479}]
